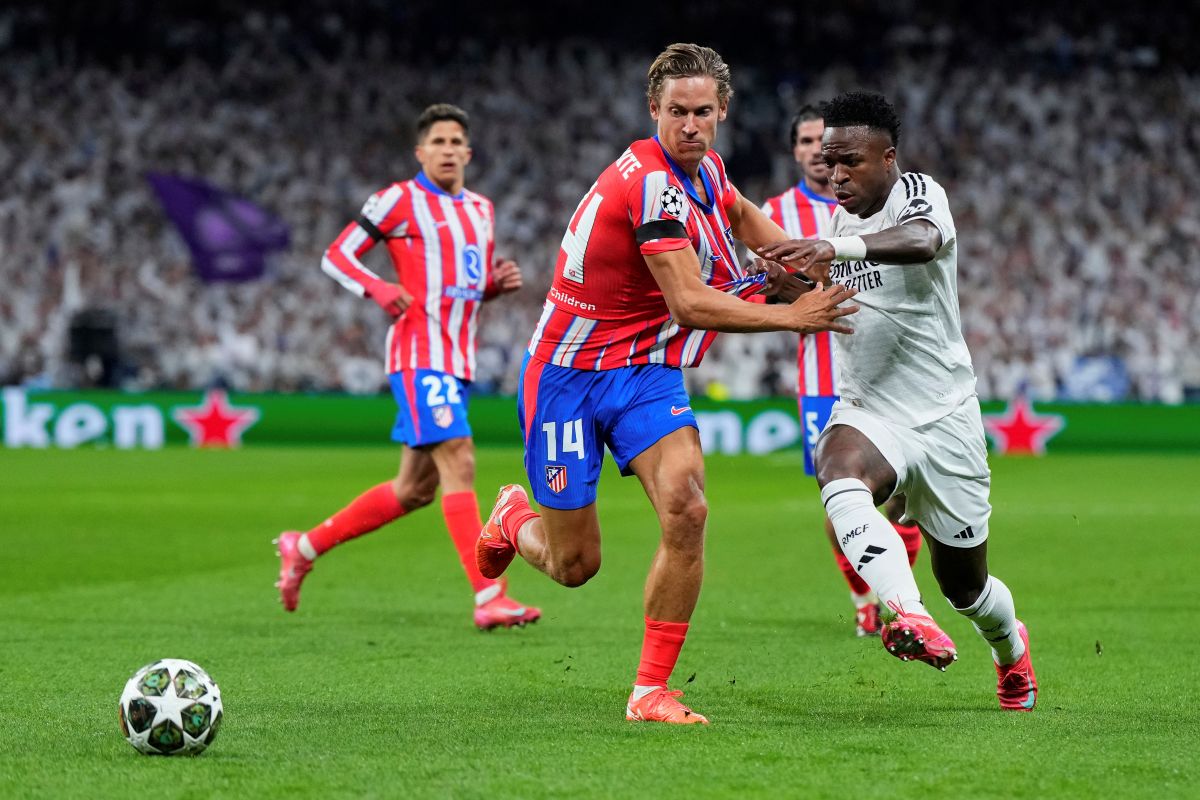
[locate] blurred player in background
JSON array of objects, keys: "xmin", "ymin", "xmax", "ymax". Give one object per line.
[
  {"xmin": 274, "ymin": 104, "xmax": 541, "ymax": 630},
  {"xmin": 477, "ymin": 44, "xmax": 858, "ymax": 724},
  {"xmin": 761, "ymin": 104, "xmax": 922, "ymax": 637},
  {"xmin": 760, "ymin": 91, "xmax": 1038, "ymax": 711}
]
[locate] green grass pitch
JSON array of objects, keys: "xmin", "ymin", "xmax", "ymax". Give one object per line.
[{"xmin": 1, "ymin": 444, "xmax": 1196, "ymax": 799}]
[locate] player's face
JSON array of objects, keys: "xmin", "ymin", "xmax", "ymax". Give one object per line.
[
  {"xmin": 650, "ymin": 76, "xmax": 728, "ymax": 172},
  {"xmin": 793, "ymin": 118, "xmax": 829, "ymax": 184},
  {"xmin": 822, "ymin": 126, "xmax": 896, "ymax": 216},
  {"xmin": 415, "ymin": 120, "xmax": 472, "ymax": 193}
]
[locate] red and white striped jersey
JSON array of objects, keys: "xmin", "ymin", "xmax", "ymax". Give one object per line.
[
  {"xmin": 527, "ymin": 137, "xmax": 763, "ymax": 371},
  {"xmin": 321, "ymin": 172, "xmax": 497, "ymax": 380},
  {"xmin": 762, "ymin": 182, "xmax": 839, "ymax": 396}
]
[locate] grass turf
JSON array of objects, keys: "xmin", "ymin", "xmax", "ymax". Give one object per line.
[{"xmin": 0, "ymin": 445, "xmax": 1196, "ymax": 799}]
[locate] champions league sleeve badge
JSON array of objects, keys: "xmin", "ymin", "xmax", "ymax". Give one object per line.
[{"xmin": 659, "ymin": 185, "xmax": 685, "ymax": 217}]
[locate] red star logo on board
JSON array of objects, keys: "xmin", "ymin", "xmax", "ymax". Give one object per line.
[
  {"xmin": 982, "ymin": 397, "xmax": 1064, "ymax": 456},
  {"xmin": 172, "ymin": 389, "xmax": 260, "ymax": 448}
]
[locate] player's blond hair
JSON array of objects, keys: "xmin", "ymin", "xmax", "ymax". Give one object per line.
[{"xmin": 646, "ymin": 43, "xmax": 733, "ymax": 106}]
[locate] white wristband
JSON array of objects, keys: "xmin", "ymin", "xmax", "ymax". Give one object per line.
[{"xmin": 826, "ymin": 236, "xmax": 867, "ymax": 262}]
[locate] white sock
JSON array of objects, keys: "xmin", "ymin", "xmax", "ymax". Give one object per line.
[
  {"xmin": 631, "ymin": 684, "xmax": 661, "ymax": 701},
  {"xmin": 952, "ymin": 575, "xmax": 1025, "ymax": 665},
  {"xmin": 474, "ymin": 583, "xmax": 502, "ymax": 607},
  {"xmin": 822, "ymin": 478, "xmax": 927, "ymax": 616},
  {"xmin": 296, "ymin": 534, "xmax": 318, "ymax": 561},
  {"xmin": 850, "ymin": 590, "xmax": 878, "ymax": 607}
]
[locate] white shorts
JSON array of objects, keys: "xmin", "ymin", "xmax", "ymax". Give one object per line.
[{"xmin": 823, "ymin": 396, "xmax": 992, "ymax": 548}]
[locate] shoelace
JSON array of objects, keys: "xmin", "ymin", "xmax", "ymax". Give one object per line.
[{"xmin": 647, "ymin": 689, "xmax": 687, "ymax": 709}]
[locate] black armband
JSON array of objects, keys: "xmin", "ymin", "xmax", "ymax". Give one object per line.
[
  {"xmin": 634, "ymin": 218, "xmax": 688, "ymax": 245},
  {"xmin": 357, "ymin": 215, "xmax": 385, "ymax": 242}
]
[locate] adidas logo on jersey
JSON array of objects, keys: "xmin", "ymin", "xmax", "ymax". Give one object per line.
[{"xmin": 953, "ymin": 526, "xmax": 975, "ymax": 540}]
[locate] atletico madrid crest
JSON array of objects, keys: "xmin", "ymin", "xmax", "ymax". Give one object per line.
[
  {"xmin": 545, "ymin": 465, "xmax": 568, "ymax": 493},
  {"xmin": 432, "ymin": 404, "xmax": 454, "ymax": 429}
]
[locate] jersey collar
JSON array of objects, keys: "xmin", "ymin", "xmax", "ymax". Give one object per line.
[
  {"xmin": 414, "ymin": 170, "xmax": 465, "ymax": 200},
  {"xmin": 653, "ymin": 136, "xmax": 715, "ymax": 213},
  {"xmin": 796, "ymin": 179, "xmax": 837, "ymax": 206}
]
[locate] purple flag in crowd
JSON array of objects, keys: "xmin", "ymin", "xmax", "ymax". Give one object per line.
[{"xmin": 147, "ymin": 173, "xmax": 290, "ymax": 282}]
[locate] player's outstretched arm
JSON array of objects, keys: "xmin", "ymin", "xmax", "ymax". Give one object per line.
[
  {"xmin": 645, "ymin": 247, "xmax": 858, "ymax": 335},
  {"xmin": 758, "ymin": 219, "xmax": 944, "ymax": 269},
  {"xmin": 746, "ymin": 259, "xmax": 816, "ymax": 304}
]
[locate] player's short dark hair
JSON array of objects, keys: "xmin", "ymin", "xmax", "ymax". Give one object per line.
[
  {"xmin": 416, "ymin": 103, "xmax": 470, "ymax": 143},
  {"xmin": 822, "ymin": 91, "xmax": 900, "ymax": 146},
  {"xmin": 646, "ymin": 43, "xmax": 733, "ymax": 106},
  {"xmin": 789, "ymin": 103, "xmax": 825, "ymax": 147}
]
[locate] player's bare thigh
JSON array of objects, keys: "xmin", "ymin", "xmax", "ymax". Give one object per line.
[
  {"xmin": 814, "ymin": 424, "xmax": 898, "ymax": 505},
  {"xmin": 427, "ymin": 435, "xmax": 476, "ymax": 493},
  {"xmin": 629, "ymin": 426, "xmax": 708, "ymax": 544}
]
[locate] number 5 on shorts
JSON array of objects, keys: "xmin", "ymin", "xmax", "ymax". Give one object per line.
[{"xmin": 542, "ymin": 419, "xmax": 585, "ymax": 461}]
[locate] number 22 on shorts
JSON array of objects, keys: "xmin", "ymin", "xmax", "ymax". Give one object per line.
[
  {"xmin": 542, "ymin": 419, "xmax": 585, "ymax": 460},
  {"xmin": 421, "ymin": 374, "xmax": 461, "ymax": 406}
]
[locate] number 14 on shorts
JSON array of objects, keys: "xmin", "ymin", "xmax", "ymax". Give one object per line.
[{"xmin": 543, "ymin": 419, "xmax": 586, "ymax": 460}]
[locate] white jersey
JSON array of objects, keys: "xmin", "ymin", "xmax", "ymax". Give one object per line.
[{"xmin": 827, "ymin": 172, "xmax": 976, "ymax": 427}]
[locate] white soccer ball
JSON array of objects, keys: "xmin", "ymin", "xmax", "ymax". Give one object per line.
[{"xmin": 118, "ymin": 658, "xmax": 223, "ymax": 755}]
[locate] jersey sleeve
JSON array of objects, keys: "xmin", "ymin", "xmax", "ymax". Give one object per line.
[
  {"xmin": 320, "ymin": 184, "xmax": 409, "ymax": 298},
  {"xmin": 761, "ymin": 199, "xmax": 777, "ymax": 221},
  {"xmin": 890, "ymin": 174, "xmax": 955, "ymax": 248},
  {"xmin": 626, "ymin": 170, "xmax": 692, "ymax": 255}
]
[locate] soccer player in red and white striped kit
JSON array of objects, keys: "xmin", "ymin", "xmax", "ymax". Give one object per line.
[
  {"xmin": 761, "ymin": 104, "xmax": 922, "ymax": 636},
  {"xmin": 274, "ymin": 104, "xmax": 541, "ymax": 630}
]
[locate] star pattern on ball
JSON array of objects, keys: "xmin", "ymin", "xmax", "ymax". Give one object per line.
[
  {"xmin": 172, "ymin": 389, "xmax": 261, "ymax": 448},
  {"xmin": 982, "ymin": 397, "xmax": 1064, "ymax": 455}
]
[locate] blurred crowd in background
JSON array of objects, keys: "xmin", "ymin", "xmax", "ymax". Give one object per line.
[{"xmin": 2, "ymin": 1, "xmax": 1197, "ymax": 401}]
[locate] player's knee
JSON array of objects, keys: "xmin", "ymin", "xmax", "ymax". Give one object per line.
[
  {"xmin": 660, "ymin": 485, "xmax": 708, "ymax": 543},
  {"xmin": 936, "ymin": 572, "xmax": 987, "ymax": 609},
  {"xmin": 436, "ymin": 438, "xmax": 476, "ymax": 486},
  {"xmin": 551, "ymin": 552, "xmax": 601, "ymax": 588},
  {"xmin": 814, "ymin": 454, "xmax": 868, "ymax": 490}
]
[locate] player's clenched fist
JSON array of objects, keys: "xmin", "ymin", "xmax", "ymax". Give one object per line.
[
  {"xmin": 365, "ymin": 279, "xmax": 414, "ymax": 319},
  {"xmin": 787, "ymin": 282, "xmax": 858, "ymax": 335},
  {"xmin": 491, "ymin": 258, "xmax": 523, "ymax": 294}
]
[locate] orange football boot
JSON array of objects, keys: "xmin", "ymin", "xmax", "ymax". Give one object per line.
[
  {"xmin": 476, "ymin": 485, "xmax": 530, "ymax": 580},
  {"xmin": 625, "ymin": 688, "xmax": 709, "ymax": 725}
]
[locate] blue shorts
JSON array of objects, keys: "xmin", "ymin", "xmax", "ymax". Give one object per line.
[
  {"xmin": 389, "ymin": 369, "xmax": 472, "ymax": 448},
  {"xmin": 518, "ymin": 357, "xmax": 697, "ymax": 510},
  {"xmin": 798, "ymin": 395, "xmax": 838, "ymax": 476}
]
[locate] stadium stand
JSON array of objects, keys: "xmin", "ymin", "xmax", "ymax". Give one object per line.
[{"xmin": 1, "ymin": 3, "xmax": 1196, "ymax": 401}]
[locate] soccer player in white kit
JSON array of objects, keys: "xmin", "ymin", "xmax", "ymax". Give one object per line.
[{"xmin": 759, "ymin": 91, "xmax": 1038, "ymax": 711}]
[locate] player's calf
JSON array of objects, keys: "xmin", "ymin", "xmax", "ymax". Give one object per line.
[{"xmin": 821, "ymin": 478, "xmax": 928, "ymax": 616}]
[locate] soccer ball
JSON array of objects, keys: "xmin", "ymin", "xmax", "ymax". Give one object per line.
[{"xmin": 118, "ymin": 659, "xmax": 223, "ymax": 755}]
